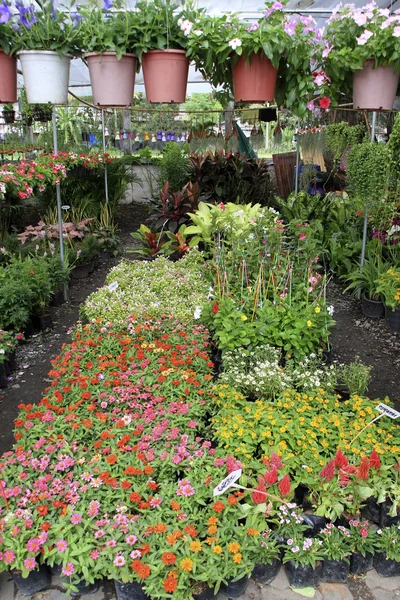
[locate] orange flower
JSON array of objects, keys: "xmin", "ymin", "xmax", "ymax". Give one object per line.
[
  {"xmin": 247, "ymin": 528, "xmax": 260, "ymax": 536},
  {"xmin": 144, "ymin": 465, "xmax": 154, "ymax": 475},
  {"xmin": 213, "ymin": 545, "xmax": 222, "ymax": 555},
  {"xmin": 170, "ymin": 501, "xmax": 181, "ymax": 511},
  {"xmin": 205, "ymin": 537, "xmax": 218, "ymax": 545},
  {"xmin": 184, "ymin": 525, "xmax": 197, "ymax": 538},
  {"xmin": 228, "ymin": 542, "xmax": 241, "ymax": 554},
  {"xmin": 139, "ymin": 543, "xmax": 150, "ymax": 555},
  {"xmin": 106, "ymin": 454, "xmax": 118, "ymax": 465},
  {"xmin": 207, "ymin": 516, "xmax": 218, "ymax": 525},
  {"xmin": 131, "ymin": 561, "xmax": 151, "ymax": 579},
  {"xmin": 36, "ymin": 504, "xmax": 48, "ymax": 516},
  {"xmin": 227, "ymin": 495, "xmax": 238, "ymax": 505},
  {"xmin": 81, "ymin": 391, "xmax": 91, "ymax": 400},
  {"xmin": 129, "ymin": 492, "xmax": 141, "ymax": 503},
  {"xmin": 208, "ymin": 525, "xmax": 218, "ymax": 535},
  {"xmin": 180, "ymin": 558, "xmax": 193, "ymax": 572},
  {"xmin": 121, "ymin": 480, "xmax": 132, "ymax": 489},
  {"xmin": 189, "ymin": 541, "xmax": 202, "ymax": 552},
  {"xmin": 162, "ymin": 552, "xmax": 177, "ymax": 566},
  {"xmin": 166, "ymin": 534, "xmax": 178, "ymax": 546},
  {"xmin": 212, "ymin": 501, "xmax": 225, "ymax": 513},
  {"xmin": 154, "ymin": 523, "xmax": 167, "ymax": 534},
  {"xmin": 233, "ymin": 553, "xmax": 242, "ymax": 564},
  {"xmin": 163, "ymin": 577, "xmax": 178, "ymax": 593}
]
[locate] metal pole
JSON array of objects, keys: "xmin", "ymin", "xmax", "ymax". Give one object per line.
[
  {"xmin": 101, "ymin": 108, "xmax": 109, "ymax": 203},
  {"xmin": 52, "ymin": 107, "xmax": 68, "ymax": 302},
  {"xmin": 294, "ymin": 117, "xmax": 301, "ymax": 196},
  {"xmin": 360, "ymin": 111, "xmax": 377, "ymax": 271}
]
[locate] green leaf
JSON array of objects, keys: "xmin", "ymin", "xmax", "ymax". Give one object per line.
[{"xmin": 290, "ymin": 587, "xmax": 316, "ymax": 597}]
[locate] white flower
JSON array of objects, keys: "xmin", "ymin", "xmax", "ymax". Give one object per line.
[
  {"xmin": 193, "ymin": 306, "xmax": 202, "ymax": 320},
  {"xmin": 394, "ymin": 26, "xmax": 400, "ymax": 37},
  {"xmin": 356, "ymin": 29, "xmax": 373, "ymax": 45},
  {"xmin": 352, "ymin": 11, "xmax": 367, "ymax": 26},
  {"xmin": 327, "ymin": 305, "xmax": 334, "ymax": 316},
  {"xmin": 228, "ymin": 38, "xmax": 242, "ymax": 50},
  {"xmin": 192, "ymin": 30, "xmax": 202, "ymax": 36}
]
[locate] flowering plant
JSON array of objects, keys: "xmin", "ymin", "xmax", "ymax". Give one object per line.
[
  {"xmin": 323, "ymin": 2, "xmax": 400, "ymax": 101},
  {"xmin": 376, "ymin": 267, "xmax": 400, "ymax": 310},
  {"xmin": 317, "ymin": 524, "xmax": 351, "ymax": 561},
  {"xmin": 347, "ymin": 520, "xmax": 378, "ymax": 556},
  {"xmin": 0, "ymin": 329, "xmax": 22, "ymax": 363},
  {"xmin": 281, "ymin": 536, "xmax": 324, "ymax": 568},
  {"xmin": 0, "ymin": 0, "xmax": 18, "ymax": 54},
  {"xmin": 375, "ymin": 525, "xmax": 400, "ymax": 560}
]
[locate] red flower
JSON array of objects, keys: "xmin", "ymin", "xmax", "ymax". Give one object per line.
[
  {"xmin": 334, "ymin": 449, "xmax": 348, "ymax": 469},
  {"xmin": 129, "ymin": 492, "xmax": 141, "ymax": 503},
  {"xmin": 319, "ymin": 96, "xmax": 331, "ymax": 109},
  {"xmin": 264, "ymin": 466, "xmax": 278, "ymax": 486},
  {"xmin": 360, "ymin": 527, "xmax": 368, "ymax": 538},
  {"xmin": 37, "ymin": 504, "xmax": 48, "ymax": 516},
  {"xmin": 252, "ymin": 477, "xmax": 267, "ymax": 505},
  {"xmin": 162, "ymin": 552, "xmax": 176, "ymax": 566},
  {"xmin": 369, "ymin": 450, "xmax": 381, "ymax": 470},
  {"xmin": 211, "ymin": 302, "xmax": 219, "ymax": 314},
  {"xmin": 357, "ymin": 456, "xmax": 370, "ymax": 481},
  {"xmin": 164, "ymin": 577, "xmax": 178, "ymax": 593},
  {"xmin": 212, "ymin": 501, "xmax": 225, "ymax": 513},
  {"xmin": 320, "ymin": 459, "xmax": 336, "ymax": 482},
  {"xmin": 226, "ymin": 455, "xmax": 242, "ymax": 474},
  {"xmin": 278, "ymin": 474, "xmax": 291, "ymax": 498}
]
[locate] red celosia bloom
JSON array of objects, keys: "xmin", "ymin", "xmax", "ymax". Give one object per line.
[
  {"xmin": 334, "ymin": 449, "xmax": 348, "ymax": 469},
  {"xmin": 264, "ymin": 466, "xmax": 278, "ymax": 486},
  {"xmin": 270, "ymin": 453, "xmax": 283, "ymax": 470},
  {"xmin": 252, "ymin": 477, "xmax": 267, "ymax": 505},
  {"xmin": 320, "ymin": 459, "xmax": 336, "ymax": 482},
  {"xmin": 369, "ymin": 450, "xmax": 381, "ymax": 470},
  {"xmin": 212, "ymin": 501, "xmax": 225, "ymax": 513},
  {"xmin": 278, "ymin": 474, "xmax": 291, "ymax": 498},
  {"xmin": 226, "ymin": 455, "xmax": 242, "ymax": 474},
  {"xmin": 162, "ymin": 552, "xmax": 177, "ymax": 566},
  {"xmin": 211, "ymin": 302, "xmax": 219, "ymax": 314},
  {"xmin": 357, "ymin": 456, "xmax": 370, "ymax": 481},
  {"xmin": 163, "ymin": 577, "xmax": 178, "ymax": 593}
]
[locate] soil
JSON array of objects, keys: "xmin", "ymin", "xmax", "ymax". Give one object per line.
[{"xmin": 0, "ymin": 203, "xmax": 399, "ymax": 456}]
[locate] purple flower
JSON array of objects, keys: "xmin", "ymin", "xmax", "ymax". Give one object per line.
[
  {"xmin": 284, "ymin": 20, "xmax": 297, "ymax": 36},
  {"xmin": 103, "ymin": 0, "xmax": 113, "ymax": 10},
  {"xmin": 265, "ymin": 2, "xmax": 283, "ymax": 18},
  {"xmin": 17, "ymin": 3, "xmax": 38, "ymax": 29},
  {"xmin": 70, "ymin": 11, "xmax": 82, "ymax": 27},
  {"xmin": 247, "ymin": 23, "xmax": 259, "ymax": 32},
  {"xmin": 307, "ymin": 100, "xmax": 315, "ymax": 111},
  {"xmin": 0, "ymin": 0, "xmax": 12, "ymax": 24}
]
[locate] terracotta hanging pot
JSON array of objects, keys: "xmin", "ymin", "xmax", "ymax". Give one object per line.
[
  {"xmin": 0, "ymin": 51, "xmax": 17, "ymax": 103},
  {"xmin": 353, "ymin": 60, "xmax": 399, "ymax": 110},
  {"xmin": 231, "ymin": 52, "xmax": 278, "ymax": 103},
  {"xmin": 142, "ymin": 49, "xmax": 189, "ymax": 103},
  {"xmin": 86, "ymin": 52, "xmax": 137, "ymax": 106}
]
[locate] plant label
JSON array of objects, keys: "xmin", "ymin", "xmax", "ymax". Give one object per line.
[
  {"xmin": 213, "ymin": 469, "xmax": 242, "ymax": 496},
  {"xmin": 108, "ymin": 282, "xmax": 119, "ymax": 292},
  {"xmin": 376, "ymin": 403, "xmax": 400, "ymax": 419}
]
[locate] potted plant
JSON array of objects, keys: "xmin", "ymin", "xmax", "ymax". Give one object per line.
[
  {"xmin": 281, "ymin": 535, "xmax": 324, "ymax": 587},
  {"xmin": 344, "ymin": 254, "xmax": 386, "ymax": 318},
  {"xmin": 14, "ymin": 0, "xmax": 82, "ymax": 104},
  {"xmin": 79, "ymin": 0, "xmax": 139, "ymax": 106},
  {"xmin": 250, "ymin": 528, "xmax": 281, "ymax": 585},
  {"xmin": 134, "ymin": 0, "xmax": 199, "ymax": 103},
  {"xmin": 374, "ymin": 525, "xmax": 400, "ymax": 577},
  {"xmin": 323, "ymin": 3, "xmax": 400, "ymax": 110},
  {"xmin": 0, "ymin": 1, "xmax": 18, "ymax": 103},
  {"xmin": 348, "ymin": 520, "xmax": 377, "ymax": 574},
  {"xmin": 376, "ymin": 267, "xmax": 400, "ymax": 332},
  {"xmin": 2, "ymin": 102, "xmax": 15, "ymax": 124},
  {"xmin": 318, "ymin": 524, "xmax": 351, "ymax": 583}
]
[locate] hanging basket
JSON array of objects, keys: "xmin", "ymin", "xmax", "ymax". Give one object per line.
[
  {"xmin": 353, "ymin": 61, "xmax": 400, "ymax": 110},
  {"xmin": 231, "ymin": 53, "xmax": 278, "ymax": 103},
  {"xmin": 18, "ymin": 50, "xmax": 71, "ymax": 104},
  {"xmin": 142, "ymin": 49, "xmax": 189, "ymax": 103},
  {"xmin": 86, "ymin": 52, "xmax": 137, "ymax": 106},
  {"xmin": 0, "ymin": 51, "xmax": 17, "ymax": 103}
]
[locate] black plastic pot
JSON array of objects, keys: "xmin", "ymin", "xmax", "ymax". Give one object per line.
[
  {"xmin": 284, "ymin": 561, "xmax": 322, "ymax": 587},
  {"xmin": 51, "ymin": 289, "xmax": 65, "ymax": 307},
  {"xmin": 88, "ymin": 259, "xmax": 96, "ymax": 274},
  {"xmin": 380, "ymin": 500, "xmax": 400, "ymax": 527},
  {"xmin": 373, "ymin": 553, "xmax": 400, "ymax": 577},
  {"xmin": 350, "ymin": 552, "xmax": 373, "ymax": 574},
  {"xmin": 192, "ymin": 583, "xmax": 216, "ymax": 600},
  {"xmin": 385, "ymin": 306, "xmax": 400, "ymax": 333},
  {"xmin": 252, "ymin": 558, "xmax": 281, "ymax": 584},
  {"xmin": 23, "ymin": 319, "xmax": 35, "ymax": 339},
  {"xmin": 114, "ymin": 580, "xmax": 150, "ymax": 600},
  {"xmin": 7, "ymin": 350, "xmax": 17, "ymax": 372},
  {"xmin": 335, "ymin": 384, "xmax": 351, "ymax": 402},
  {"xmin": 50, "ymin": 563, "xmax": 62, "ymax": 577},
  {"xmin": 71, "ymin": 263, "xmax": 91, "ymax": 279},
  {"xmin": 362, "ymin": 294, "xmax": 384, "ymax": 319},
  {"xmin": 321, "ymin": 559, "xmax": 349, "ymax": 583},
  {"xmin": 38, "ymin": 314, "xmax": 53, "ymax": 331},
  {"xmin": 101, "ymin": 250, "xmax": 112, "ymax": 260},
  {"xmin": 221, "ymin": 575, "xmax": 249, "ymax": 599},
  {"xmin": 3, "ymin": 109, "xmax": 15, "ymax": 124},
  {"xmin": 294, "ymin": 484, "xmax": 309, "ymax": 507},
  {"xmin": 362, "ymin": 496, "xmax": 381, "ymax": 524},
  {"xmin": 303, "ymin": 513, "xmax": 328, "ymax": 537},
  {"xmin": 336, "ymin": 515, "xmax": 350, "ymax": 529},
  {"xmin": 11, "ymin": 565, "xmax": 51, "ymax": 595},
  {"xmin": 0, "ymin": 363, "xmax": 8, "ymax": 388},
  {"xmin": 70, "ymin": 581, "xmax": 99, "ymax": 596}
]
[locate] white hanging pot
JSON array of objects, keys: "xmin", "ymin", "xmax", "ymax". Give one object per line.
[{"xmin": 18, "ymin": 50, "xmax": 72, "ymax": 104}]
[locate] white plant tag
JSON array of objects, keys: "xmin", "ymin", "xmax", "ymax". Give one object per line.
[
  {"xmin": 108, "ymin": 282, "xmax": 118, "ymax": 292},
  {"xmin": 213, "ymin": 469, "xmax": 242, "ymax": 496},
  {"xmin": 376, "ymin": 403, "xmax": 400, "ymax": 419}
]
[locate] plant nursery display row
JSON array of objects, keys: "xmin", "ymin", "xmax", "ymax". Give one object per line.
[
  {"xmin": 1, "ymin": 193, "xmax": 399, "ymax": 599},
  {"xmin": 0, "ymin": 1, "xmax": 399, "ymax": 111}
]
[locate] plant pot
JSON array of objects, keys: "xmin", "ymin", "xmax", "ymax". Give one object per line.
[
  {"xmin": 86, "ymin": 52, "xmax": 137, "ymax": 106},
  {"xmin": 335, "ymin": 384, "xmax": 351, "ymax": 402},
  {"xmin": 321, "ymin": 559, "xmax": 349, "ymax": 583},
  {"xmin": 284, "ymin": 561, "xmax": 322, "ymax": 587},
  {"xmin": 70, "ymin": 581, "xmax": 99, "ymax": 596},
  {"xmin": 361, "ymin": 294, "xmax": 385, "ymax": 319},
  {"xmin": 303, "ymin": 513, "xmax": 328, "ymax": 537},
  {"xmin": 373, "ymin": 552, "xmax": 400, "ymax": 577},
  {"xmin": 353, "ymin": 61, "xmax": 400, "ymax": 110},
  {"xmin": 252, "ymin": 558, "xmax": 281, "ymax": 584},
  {"xmin": 18, "ymin": 50, "xmax": 72, "ymax": 104},
  {"xmin": 3, "ymin": 109, "xmax": 15, "ymax": 124},
  {"xmin": 32, "ymin": 108, "xmax": 52, "ymax": 122},
  {"xmin": 0, "ymin": 51, "xmax": 17, "ymax": 103},
  {"xmin": 191, "ymin": 583, "xmax": 216, "ymax": 600},
  {"xmin": 51, "ymin": 288, "xmax": 65, "ymax": 307},
  {"xmin": 350, "ymin": 552, "xmax": 373, "ymax": 574},
  {"xmin": 101, "ymin": 249, "xmax": 112, "ymax": 259},
  {"xmin": 38, "ymin": 314, "xmax": 53, "ymax": 331},
  {"xmin": 11, "ymin": 565, "xmax": 51, "ymax": 595},
  {"xmin": 71, "ymin": 263, "xmax": 91, "ymax": 279},
  {"xmin": 6, "ymin": 350, "xmax": 17, "ymax": 372},
  {"xmin": 50, "ymin": 563, "xmax": 63, "ymax": 577},
  {"xmin": 88, "ymin": 259, "xmax": 96, "ymax": 274},
  {"xmin": 379, "ymin": 500, "xmax": 400, "ymax": 527},
  {"xmin": 385, "ymin": 305, "xmax": 400, "ymax": 333},
  {"xmin": 142, "ymin": 49, "xmax": 189, "ymax": 103},
  {"xmin": 0, "ymin": 363, "xmax": 8, "ymax": 388},
  {"xmin": 114, "ymin": 580, "xmax": 150, "ymax": 600},
  {"xmin": 220, "ymin": 575, "xmax": 249, "ymax": 599},
  {"xmin": 231, "ymin": 53, "xmax": 278, "ymax": 103},
  {"xmin": 23, "ymin": 319, "xmax": 35, "ymax": 339}
]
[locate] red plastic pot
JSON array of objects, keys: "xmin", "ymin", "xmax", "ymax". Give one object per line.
[
  {"xmin": 231, "ymin": 53, "xmax": 278, "ymax": 103},
  {"xmin": 353, "ymin": 61, "xmax": 399, "ymax": 110},
  {"xmin": 0, "ymin": 50, "xmax": 17, "ymax": 103},
  {"xmin": 142, "ymin": 49, "xmax": 189, "ymax": 103}
]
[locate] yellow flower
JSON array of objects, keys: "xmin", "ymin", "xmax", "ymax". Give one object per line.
[
  {"xmin": 240, "ymin": 314, "xmax": 247, "ymax": 321},
  {"xmin": 315, "ymin": 306, "xmax": 321, "ymax": 313},
  {"xmin": 307, "ymin": 320, "xmax": 312, "ymax": 327},
  {"xmin": 180, "ymin": 558, "xmax": 193, "ymax": 572},
  {"xmin": 213, "ymin": 545, "xmax": 223, "ymax": 555},
  {"xmin": 189, "ymin": 541, "xmax": 202, "ymax": 552},
  {"xmin": 233, "ymin": 553, "xmax": 242, "ymax": 564},
  {"xmin": 228, "ymin": 542, "xmax": 241, "ymax": 553}
]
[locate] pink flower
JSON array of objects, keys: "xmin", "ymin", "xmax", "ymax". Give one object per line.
[
  {"xmin": 26, "ymin": 538, "xmax": 41, "ymax": 553},
  {"xmin": 56, "ymin": 539, "xmax": 68, "ymax": 552},
  {"xmin": 88, "ymin": 501, "xmax": 100, "ymax": 517},
  {"xmin": 150, "ymin": 497, "xmax": 163, "ymax": 507},
  {"xmin": 299, "ymin": 232, "xmax": 307, "ymax": 241},
  {"xmin": 394, "ymin": 26, "xmax": 400, "ymax": 37},
  {"xmin": 113, "ymin": 554, "xmax": 126, "ymax": 566},
  {"xmin": 307, "ymin": 100, "xmax": 315, "ymax": 111},
  {"xmin": 24, "ymin": 557, "xmax": 37, "ymax": 571},
  {"xmin": 356, "ymin": 29, "xmax": 373, "ymax": 45},
  {"xmin": 360, "ymin": 527, "xmax": 368, "ymax": 538},
  {"xmin": 62, "ymin": 562, "xmax": 75, "ymax": 576},
  {"xmin": 130, "ymin": 550, "xmax": 142, "ymax": 559},
  {"xmin": 90, "ymin": 550, "xmax": 100, "ymax": 560},
  {"xmin": 4, "ymin": 550, "xmax": 16, "ymax": 564},
  {"xmin": 125, "ymin": 535, "xmax": 138, "ymax": 546},
  {"xmin": 70, "ymin": 512, "xmax": 82, "ymax": 525}
]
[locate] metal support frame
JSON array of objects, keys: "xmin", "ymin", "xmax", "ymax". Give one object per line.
[
  {"xmin": 294, "ymin": 117, "xmax": 301, "ymax": 196},
  {"xmin": 52, "ymin": 107, "xmax": 68, "ymax": 303},
  {"xmin": 360, "ymin": 111, "xmax": 377, "ymax": 271},
  {"xmin": 101, "ymin": 108, "xmax": 109, "ymax": 204}
]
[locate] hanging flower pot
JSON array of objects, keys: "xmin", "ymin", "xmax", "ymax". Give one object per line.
[
  {"xmin": 2, "ymin": 109, "xmax": 15, "ymax": 124},
  {"xmin": 142, "ymin": 49, "xmax": 189, "ymax": 103},
  {"xmin": 86, "ymin": 52, "xmax": 137, "ymax": 106},
  {"xmin": 231, "ymin": 53, "xmax": 278, "ymax": 103},
  {"xmin": 0, "ymin": 51, "xmax": 17, "ymax": 103},
  {"xmin": 353, "ymin": 61, "xmax": 400, "ymax": 110},
  {"xmin": 18, "ymin": 50, "xmax": 72, "ymax": 104}
]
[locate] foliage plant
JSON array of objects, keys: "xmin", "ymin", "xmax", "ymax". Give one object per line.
[
  {"xmin": 325, "ymin": 122, "xmax": 365, "ymax": 167},
  {"xmin": 339, "ymin": 359, "xmax": 372, "ymax": 397},
  {"xmin": 344, "ymin": 253, "xmax": 386, "ymax": 301},
  {"xmin": 376, "ymin": 267, "xmax": 400, "ymax": 310},
  {"xmin": 347, "ymin": 142, "xmax": 390, "ymax": 201},
  {"xmin": 375, "ymin": 526, "xmax": 400, "ymax": 561},
  {"xmin": 158, "ymin": 142, "xmax": 190, "ymax": 193},
  {"xmin": 347, "ymin": 520, "xmax": 378, "ymax": 557},
  {"xmin": 281, "ymin": 536, "xmax": 324, "ymax": 568},
  {"xmin": 323, "ymin": 2, "xmax": 400, "ymax": 102},
  {"xmin": 0, "ymin": 329, "xmax": 23, "ymax": 362},
  {"xmin": 317, "ymin": 524, "xmax": 351, "ymax": 561}
]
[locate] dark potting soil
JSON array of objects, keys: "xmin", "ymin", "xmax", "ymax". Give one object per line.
[{"xmin": 0, "ymin": 204, "xmax": 399, "ymax": 456}]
